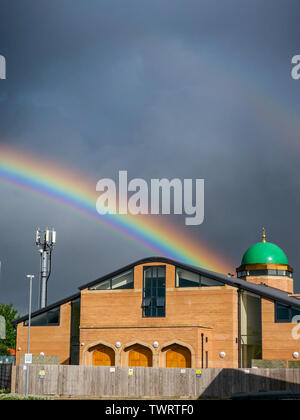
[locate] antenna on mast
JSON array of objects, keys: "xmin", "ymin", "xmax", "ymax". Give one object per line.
[{"xmin": 35, "ymin": 228, "xmax": 56, "ymax": 309}]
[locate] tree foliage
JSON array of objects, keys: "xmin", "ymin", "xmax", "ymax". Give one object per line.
[
  {"xmin": 0, "ymin": 342, "xmax": 10, "ymax": 356},
  {"xmin": 0, "ymin": 303, "xmax": 19, "ymax": 352}
]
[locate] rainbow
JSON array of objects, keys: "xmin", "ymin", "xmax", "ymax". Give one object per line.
[{"xmin": 0, "ymin": 144, "xmax": 232, "ymax": 273}]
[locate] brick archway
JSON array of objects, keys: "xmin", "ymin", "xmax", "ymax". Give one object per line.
[
  {"xmin": 91, "ymin": 345, "xmax": 115, "ymax": 366},
  {"xmin": 160, "ymin": 340, "xmax": 195, "ymax": 368},
  {"xmin": 83, "ymin": 340, "xmax": 118, "ymax": 366},
  {"xmin": 123, "ymin": 340, "xmax": 154, "ymax": 367}
]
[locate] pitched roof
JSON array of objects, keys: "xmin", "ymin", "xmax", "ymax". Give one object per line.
[
  {"xmin": 13, "ymin": 292, "xmax": 80, "ymax": 325},
  {"xmin": 13, "ymin": 256, "xmax": 300, "ymax": 325}
]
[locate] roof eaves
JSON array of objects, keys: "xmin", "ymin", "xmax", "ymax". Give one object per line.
[{"xmin": 13, "ymin": 292, "xmax": 81, "ymax": 325}]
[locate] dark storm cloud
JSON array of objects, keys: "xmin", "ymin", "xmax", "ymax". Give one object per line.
[{"xmin": 1, "ymin": 0, "xmax": 300, "ymax": 314}]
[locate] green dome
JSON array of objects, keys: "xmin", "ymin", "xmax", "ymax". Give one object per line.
[{"xmin": 241, "ymin": 241, "xmax": 288, "ymax": 265}]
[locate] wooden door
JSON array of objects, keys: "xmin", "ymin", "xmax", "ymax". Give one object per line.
[
  {"xmin": 92, "ymin": 346, "xmax": 115, "ymax": 366},
  {"xmin": 128, "ymin": 346, "xmax": 152, "ymax": 367},
  {"xmin": 166, "ymin": 345, "xmax": 191, "ymax": 368}
]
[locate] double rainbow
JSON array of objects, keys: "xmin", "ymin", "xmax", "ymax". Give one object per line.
[{"xmin": 0, "ymin": 144, "xmax": 232, "ymax": 273}]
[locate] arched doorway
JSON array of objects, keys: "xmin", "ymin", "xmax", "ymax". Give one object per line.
[
  {"xmin": 126, "ymin": 344, "xmax": 153, "ymax": 367},
  {"xmin": 92, "ymin": 345, "xmax": 115, "ymax": 366},
  {"xmin": 163, "ymin": 344, "xmax": 191, "ymax": 368}
]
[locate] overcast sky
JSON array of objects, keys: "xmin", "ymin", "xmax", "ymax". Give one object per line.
[{"xmin": 1, "ymin": 0, "xmax": 300, "ymax": 315}]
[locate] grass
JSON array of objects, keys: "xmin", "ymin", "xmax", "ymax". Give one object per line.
[{"xmin": 0, "ymin": 392, "xmax": 53, "ymax": 400}]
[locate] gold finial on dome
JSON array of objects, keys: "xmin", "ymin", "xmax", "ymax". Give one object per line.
[{"xmin": 262, "ymin": 227, "xmax": 266, "ymax": 243}]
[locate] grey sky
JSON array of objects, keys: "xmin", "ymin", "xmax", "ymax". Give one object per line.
[{"xmin": 0, "ymin": 0, "xmax": 300, "ymax": 315}]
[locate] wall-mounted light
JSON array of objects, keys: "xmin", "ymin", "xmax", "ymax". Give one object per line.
[
  {"xmin": 219, "ymin": 351, "xmax": 226, "ymax": 359},
  {"xmin": 40, "ymin": 352, "xmax": 45, "ymax": 356},
  {"xmin": 115, "ymin": 342, "xmax": 121, "ymax": 348},
  {"xmin": 153, "ymin": 341, "xmax": 159, "ymax": 348},
  {"xmin": 80, "ymin": 343, "xmax": 85, "ymax": 346},
  {"xmin": 293, "ymin": 351, "xmax": 299, "ymax": 359}
]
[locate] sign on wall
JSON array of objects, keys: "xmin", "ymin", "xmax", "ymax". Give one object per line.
[{"xmin": 24, "ymin": 353, "xmax": 32, "ymax": 364}]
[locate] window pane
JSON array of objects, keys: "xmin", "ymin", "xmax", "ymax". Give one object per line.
[
  {"xmin": 176, "ymin": 268, "xmax": 200, "ymax": 287},
  {"xmin": 201, "ymin": 276, "xmax": 224, "ymax": 287},
  {"xmin": 249, "ymin": 270, "xmax": 268, "ymax": 276},
  {"xmin": 157, "ymin": 307, "xmax": 165, "ymax": 317},
  {"xmin": 142, "ymin": 297, "xmax": 151, "ymax": 307},
  {"xmin": 240, "ymin": 291, "xmax": 262, "ymax": 368},
  {"xmin": 47, "ymin": 309, "xmax": 59, "ymax": 324},
  {"xmin": 144, "ymin": 308, "xmax": 151, "ymax": 317},
  {"xmin": 143, "ymin": 266, "xmax": 166, "ymax": 318},
  {"xmin": 157, "ymin": 267, "xmax": 166, "ymax": 286},
  {"xmin": 276, "ymin": 303, "xmax": 290, "ymax": 322},
  {"xmin": 29, "ymin": 312, "xmax": 48, "ymax": 326},
  {"xmin": 91, "ymin": 279, "xmax": 111, "ymax": 290},
  {"xmin": 24, "ymin": 306, "xmax": 60, "ymax": 326},
  {"xmin": 291, "ymin": 308, "xmax": 300, "ymax": 321},
  {"xmin": 152, "ymin": 276, "xmax": 157, "ymax": 289},
  {"xmin": 145, "ymin": 280, "xmax": 152, "ymax": 295},
  {"xmin": 276, "ymin": 270, "xmax": 285, "ymax": 276},
  {"xmin": 111, "ymin": 270, "xmax": 133, "ymax": 289},
  {"xmin": 157, "ymin": 297, "xmax": 165, "ymax": 307},
  {"xmin": 268, "ymin": 270, "xmax": 277, "ymax": 275}
]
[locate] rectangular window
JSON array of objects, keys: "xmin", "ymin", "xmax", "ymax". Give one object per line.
[
  {"xmin": 95, "ymin": 279, "xmax": 111, "ymax": 290},
  {"xmin": 201, "ymin": 275, "xmax": 224, "ymax": 287},
  {"xmin": 24, "ymin": 307, "xmax": 60, "ymax": 327},
  {"xmin": 275, "ymin": 302, "xmax": 300, "ymax": 323},
  {"xmin": 175, "ymin": 267, "xmax": 224, "ymax": 288},
  {"xmin": 176, "ymin": 268, "xmax": 200, "ymax": 287},
  {"xmin": 111, "ymin": 270, "xmax": 134, "ymax": 289},
  {"xmin": 239, "ymin": 291, "xmax": 262, "ymax": 368},
  {"xmin": 143, "ymin": 266, "xmax": 166, "ymax": 318},
  {"xmin": 89, "ymin": 269, "xmax": 134, "ymax": 290}
]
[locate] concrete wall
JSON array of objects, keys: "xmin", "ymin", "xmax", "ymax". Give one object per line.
[
  {"xmin": 19, "ymin": 355, "xmax": 60, "ymax": 365},
  {"xmin": 14, "ymin": 365, "xmax": 300, "ymax": 399}
]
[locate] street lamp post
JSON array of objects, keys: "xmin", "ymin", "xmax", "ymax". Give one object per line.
[{"xmin": 25, "ymin": 274, "xmax": 34, "ymax": 398}]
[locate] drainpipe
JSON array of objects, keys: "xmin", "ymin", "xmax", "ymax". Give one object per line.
[
  {"xmin": 201, "ymin": 333, "xmax": 204, "ymax": 368},
  {"xmin": 238, "ymin": 289, "xmax": 241, "ymax": 368}
]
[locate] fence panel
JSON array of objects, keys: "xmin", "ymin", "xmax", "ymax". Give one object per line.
[
  {"xmin": 14, "ymin": 366, "xmax": 300, "ymax": 398},
  {"xmin": 0, "ymin": 363, "xmax": 12, "ymax": 390}
]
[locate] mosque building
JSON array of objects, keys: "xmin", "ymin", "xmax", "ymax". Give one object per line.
[{"xmin": 14, "ymin": 229, "xmax": 300, "ymax": 368}]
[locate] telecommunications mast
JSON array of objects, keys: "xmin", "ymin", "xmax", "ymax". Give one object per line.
[{"xmin": 35, "ymin": 228, "xmax": 56, "ymax": 309}]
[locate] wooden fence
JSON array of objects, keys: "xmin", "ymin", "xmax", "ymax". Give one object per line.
[
  {"xmin": 0, "ymin": 363, "xmax": 12, "ymax": 390},
  {"xmin": 13, "ymin": 365, "xmax": 300, "ymax": 399}
]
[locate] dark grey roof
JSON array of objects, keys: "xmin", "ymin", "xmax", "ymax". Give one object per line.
[
  {"xmin": 178, "ymin": 258, "xmax": 300, "ymax": 309},
  {"xmin": 80, "ymin": 256, "xmax": 300, "ymax": 308},
  {"xmin": 13, "ymin": 256, "xmax": 300, "ymax": 325},
  {"xmin": 13, "ymin": 292, "xmax": 80, "ymax": 325}
]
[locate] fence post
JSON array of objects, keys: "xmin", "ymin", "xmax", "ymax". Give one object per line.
[{"xmin": 10, "ymin": 365, "xmax": 16, "ymax": 393}]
